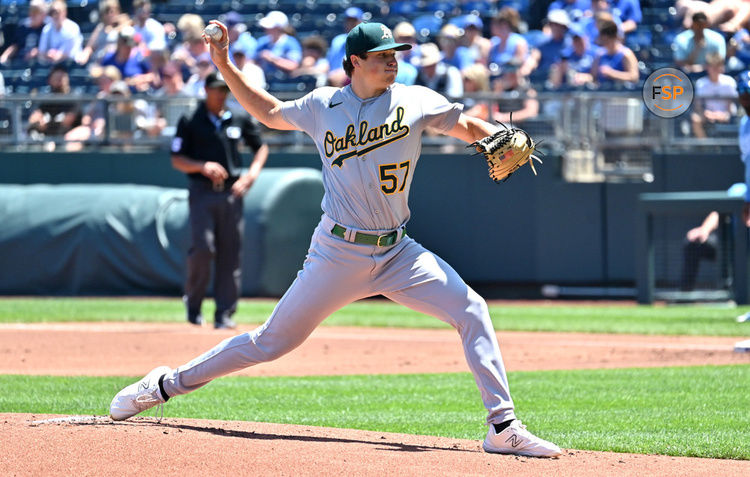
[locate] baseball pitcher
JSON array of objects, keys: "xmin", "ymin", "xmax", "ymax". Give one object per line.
[{"xmin": 110, "ymin": 20, "xmax": 561, "ymax": 458}]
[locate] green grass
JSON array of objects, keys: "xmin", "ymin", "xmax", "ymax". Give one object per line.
[
  {"xmin": 0, "ymin": 297, "xmax": 748, "ymax": 336},
  {"xmin": 2, "ymin": 365, "xmax": 748, "ymax": 459}
]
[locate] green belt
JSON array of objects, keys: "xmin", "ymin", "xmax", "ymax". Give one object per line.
[{"xmin": 331, "ymin": 224, "xmax": 405, "ymax": 247}]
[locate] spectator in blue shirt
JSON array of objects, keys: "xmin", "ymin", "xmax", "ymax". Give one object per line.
[
  {"xmin": 0, "ymin": 0, "xmax": 48, "ymax": 64},
  {"xmin": 394, "ymin": 22, "xmax": 421, "ymax": 66},
  {"xmin": 591, "ymin": 18, "xmax": 639, "ymax": 87},
  {"xmin": 224, "ymin": 11, "xmax": 257, "ymax": 62},
  {"xmin": 578, "ymin": 0, "xmax": 626, "ymax": 45},
  {"xmin": 729, "ymin": 27, "xmax": 750, "ymax": 70},
  {"xmin": 521, "ymin": 9, "xmax": 572, "ymax": 81},
  {"xmin": 254, "ymin": 11, "xmax": 302, "ymax": 80},
  {"xmin": 547, "ymin": 0, "xmax": 591, "ymax": 24},
  {"xmin": 549, "ymin": 24, "xmax": 595, "ymax": 88},
  {"xmin": 327, "ymin": 7, "xmax": 363, "ymax": 86},
  {"xmin": 461, "ymin": 14, "xmax": 491, "ymax": 66},
  {"xmin": 576, "ymin": 0, "xmax": 624, "ymax": 44},
  {"xmin": 100, "ymin": 27, "xmax": 150, "ymax": 86},
  {"xmin": 38, "ymin": 0, "xmax": 83, "ymax": 64},
  {"xmin": 438, "ymin": 24, "xmax": 474, "ymax": 71},
  {"xmin": 172, "ymin": 15, "xmax": 211, "ymax": 73},
  {"xmin": 612, "ymin": 0, "xmax": 642, "ymax": 34},
  {"xmin": 293, "ymin": 35, "xmax": 330, "ymax": 88},
  {"xmin": 392, "ymin": 22, "xmax": 422, "ymax": 85},
  {"xmin": 395, "ymin": 59, "xmax": 418, "ymax": 86},
  {"xmin": 674, "ymin": 12, "xmax": 727, "ymax": 74},
  {"xmin": 488, "ymin": 7, "xmax": 529, "ymax": 75},
  {"xmin": 76, "ymin": 0, "xmax": 130, "ymax": 65},
  {"xmin": 132, "ymin": 0, "xmax": 166, "ymax": 53}
]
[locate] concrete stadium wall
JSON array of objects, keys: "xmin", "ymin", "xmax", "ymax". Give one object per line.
[{"xmin": 1, "ymin": 150, "xmax": 744, "ymax": 288}]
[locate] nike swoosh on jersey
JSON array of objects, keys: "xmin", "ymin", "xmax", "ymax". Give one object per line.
[{"xmin": 329, "ymin": 101, "xmax": 343, "ymax": 108}]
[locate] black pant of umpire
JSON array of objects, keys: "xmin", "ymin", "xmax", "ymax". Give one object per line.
[
  {"xmin": 680, "ymin": 232, "xmax": 719, "ymax": 292},
  {"xmin": 185, "ymin": 178, "xmax": 244, "ymax": 326}
]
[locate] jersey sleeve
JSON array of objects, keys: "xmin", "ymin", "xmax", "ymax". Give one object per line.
[
  {"xmin": 242, "ymin": 117, "xmax": 264, "ymax": 152},
  {"xmin": 279, "ymin": 90, "xmax": 319, "ymax": 136},
  {"xmin": 417, "ymin": 86, "xmax": 464, "ymax": 133},
  {"xmin": 170, "ymin": 116, "xmax": 191, "ymax": 156}
]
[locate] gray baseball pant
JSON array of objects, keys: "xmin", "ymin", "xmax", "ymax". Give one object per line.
[{"xmin": 163, "ymin": 220, "xmax": 516, "ymax": 425}]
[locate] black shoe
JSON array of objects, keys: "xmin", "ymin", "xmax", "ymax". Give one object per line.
[
  {"xmin": 187, "ymin": 314, "xmax": 204, "ymax": 326},
  {"xmin": 214, "ymin": 318, "xmax": 237, "ymax": 330}
]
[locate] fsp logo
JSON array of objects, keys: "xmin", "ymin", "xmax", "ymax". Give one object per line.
[
  {"xmin": 642, "ymin": 68, "xmax": 694, "ymax": 118},
  {"xmin": 652, "ymin": 78, "xmax": 683, "ymax": 102},
  {"xmin": 380, "ymin": 25, "xmax": 393, "ymax": 40}
]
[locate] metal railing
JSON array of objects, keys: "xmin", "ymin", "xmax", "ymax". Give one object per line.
[
  {"xmin": 0, "ymin": 95, "xmax": 199, "ymax": 150},
  {"xmin": 1, "ymin": 91, "xmax": 742, "ymax": 181}
]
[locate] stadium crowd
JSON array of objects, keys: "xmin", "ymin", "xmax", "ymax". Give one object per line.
[{"xmin": 0, "ymin": 0, "xmax": 748, "ymax": 146}]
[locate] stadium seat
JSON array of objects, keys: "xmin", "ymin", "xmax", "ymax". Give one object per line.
[
  {"xmin": 271, "ymin": 0, "xmax": 309, "ymax": 15},
  {"xmin": 388, "ymin": 0, "xmax": 419, "ymax": 15},
  {"xmin": 648, "ymin": 0, "xmax": 674, "ymax": 7},
  {"xmin": 448, "ymin": 14, "xmax": 471, "ymax": 28},
  {"xmin": 424, "ymin": 1, "xmax": 457, "ymax": 14},
  {"xmin": 412, "ymin": 14, "xmax": 444, "ymax": 40},
  {"xmin": 648, "ymin": 44, "xmax": 675, "ymax": 63},
  {"xmin": 267, "ymin": 75, "xmax": 318, "ymax": 93},
  {"xmin": 625, "ymin": 28, "xmax": 652, "ymax": 50},
  {"xmin": 0, "ymin": 107, "xmax": 13, "ymax": 137},
  {"xmin": 459, "ymin": 1, "xmax": 495, "ymax": 15}
]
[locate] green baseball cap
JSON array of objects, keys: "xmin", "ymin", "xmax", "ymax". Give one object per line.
[{"xmin": 345, "ymin": 22, "xmax": 412, "ymax": 59}]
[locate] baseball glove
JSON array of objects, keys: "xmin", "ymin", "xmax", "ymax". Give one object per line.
[{"xmin": 470, "ymin": 122, "xmax": 542, "ymax": 183}]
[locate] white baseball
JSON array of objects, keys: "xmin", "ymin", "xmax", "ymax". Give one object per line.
[{"xmin": 204, "ymin": 24, "xmax": 223, "ymax": 41}]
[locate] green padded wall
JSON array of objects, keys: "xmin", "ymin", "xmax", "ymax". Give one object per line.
[{"xmin": 0, "ymin": 169, "xmax": 323, "ymax": 296}]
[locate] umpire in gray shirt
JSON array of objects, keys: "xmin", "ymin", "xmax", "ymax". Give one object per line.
[{"xmin": 171, "ymin": 72, "xmax": 269, "ymax": 329}]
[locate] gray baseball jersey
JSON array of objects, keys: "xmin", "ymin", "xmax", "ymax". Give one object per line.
[
  {"xmin": 161, "ymin": 83, "xmax": 517, "ymax": 426},
  {"xmin": 281, "ymin": 83, "xmax": 461, "ymax": 230}
]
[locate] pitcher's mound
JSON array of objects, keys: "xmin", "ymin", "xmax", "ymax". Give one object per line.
[{"xmin": 4, "ymin": 413, "xmax": 749, "ymax": 476}]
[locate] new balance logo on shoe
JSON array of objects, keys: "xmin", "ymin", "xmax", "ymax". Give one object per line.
[
  {"xmin": 505, "ymin": 434, "xmax": 521, "ymax": 448},
  {"xmin": 110, "ymin": 366, "xmax": 171, "ymax": 421},
  {"xmin": 483, "ymin": 420, "xmax": 562, "ymax": 457}
]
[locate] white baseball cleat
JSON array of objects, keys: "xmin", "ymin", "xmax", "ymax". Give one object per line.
[
  {"xmin": 110, "ymin": 366, "xmax": 171, "ymax": 421},
  {"xmin": 736, "ymin": 312, "xmax": 750, "ymax": 323},
  {"xmin": 483, "ymin": 420, "xmax": 562, "ymax": 458}
]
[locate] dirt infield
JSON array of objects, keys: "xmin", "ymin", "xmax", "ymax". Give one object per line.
[
  {"xmin": 1, "ymin": 322, "xmax": 748, "ymax": 376},
  {"xmin": 2, "ymin": 322, "xmax": 749, "ymax": 475}
]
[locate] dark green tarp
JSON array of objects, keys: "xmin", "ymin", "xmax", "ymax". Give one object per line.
[{"xmin": 0, "ymin": 168, "xmax": 324, "ymax": 296}]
